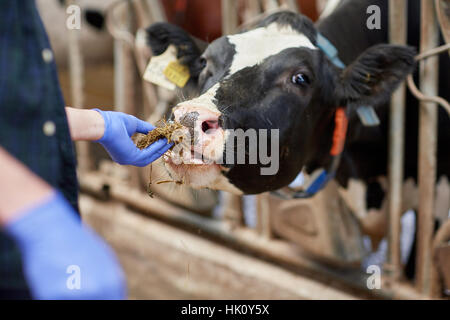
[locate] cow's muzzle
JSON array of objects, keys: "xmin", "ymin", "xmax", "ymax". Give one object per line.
[{"xmin": 170, "ymin": 104, "xmax": 225, "ymax": 165}]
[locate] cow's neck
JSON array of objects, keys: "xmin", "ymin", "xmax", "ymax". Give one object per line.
[{"xmin": 307, "ymin": 0, "xmax": 390, "ymax": 189}]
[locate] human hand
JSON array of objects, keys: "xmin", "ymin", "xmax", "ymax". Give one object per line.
[
  {"xmin": 5, "ymin": 192, "xmax": 126, "ymax": 299},
  {"xmin": 93, "ymin": 109, "xmax": 173, "ymax": 167}
]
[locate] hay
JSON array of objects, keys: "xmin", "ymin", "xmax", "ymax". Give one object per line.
[
  {"xmin": 136, "ymin": 119, "xmax": 184, "ymax": 150},
  {"xmin": 136, "ymin": 119, "xmax": 186, "ymax": 197}
]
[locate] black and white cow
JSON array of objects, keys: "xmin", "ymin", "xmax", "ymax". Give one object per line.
[{"xmin": 145, "ymin": 0, "xmax": 449, "ymax": 246}]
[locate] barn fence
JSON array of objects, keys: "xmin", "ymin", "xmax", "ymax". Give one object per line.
[
  {"xmin": 387, "ymin": 0, "xmax": 450, "ymax": 297},
  {"xmin": 69, "ymin": 0, "xmax": 450, "ymax": 299}
]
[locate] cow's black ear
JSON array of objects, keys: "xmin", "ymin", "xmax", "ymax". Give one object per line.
[
  {"xmin": 337, "ymin": 44, "xmax": 416, "ymax": 107},
  {"xmin": 146, "ymin": 23, "xmax": 207, "ymax": 78}
]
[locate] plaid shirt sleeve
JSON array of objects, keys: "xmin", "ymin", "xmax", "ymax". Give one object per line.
[{"xmin": 0, "ymin": 0, "xmax": 79, "ymax": 298}]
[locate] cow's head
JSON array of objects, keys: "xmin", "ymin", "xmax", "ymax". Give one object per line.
[{"xmin": 145, "ymin": 11, "xmax": 415, "ymax": 195}]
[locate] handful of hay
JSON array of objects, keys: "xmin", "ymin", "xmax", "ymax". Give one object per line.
[
  {"xmin": 136, "ymin": 119, "xmax": 184, "ymax": 150},
  {"xmin": 135, "ymin": 119, "xmax": 186, "ymax": 198}
]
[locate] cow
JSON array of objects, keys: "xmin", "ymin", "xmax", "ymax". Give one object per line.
[{"xmin": 143, "ymin": 0, "xmax": 449, "ymax": 266}]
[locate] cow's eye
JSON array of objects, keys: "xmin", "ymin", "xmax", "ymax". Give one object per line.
[
  {"xmin": 291, "ymin": 73, "xmax": 309, "ymax": 86},
  {"xmin": 199, "ymin": 57, "xmax": 207, "ymax": 69}
]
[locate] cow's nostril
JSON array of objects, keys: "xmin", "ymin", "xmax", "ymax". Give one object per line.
[{"xmin": 202, "ymin": 120, "xmax": 219, "ymax": 133}]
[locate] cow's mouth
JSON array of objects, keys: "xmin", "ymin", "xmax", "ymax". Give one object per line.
[
  {"xmin": 164, "ymin": 157, "xmax": 220, "ymax": 173},
  {"xmin": 163, "ymin": 151, "xmax": 223, "ymax": 189},
  {"xmin": 164, "ymin": 147, "xmax": 218, "ymax": 165},
  {"xmin": 164, "ymin": 96, "xmax": 231, "ymax": 189}
]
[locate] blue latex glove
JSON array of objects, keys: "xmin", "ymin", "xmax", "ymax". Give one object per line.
[
  {"xmin": 93, "ymin": 109, "xmax": 173, "ymax": 167},
  {"xmin": 5, "ymin": 192, "xmax": 126, "ymax": 300}
]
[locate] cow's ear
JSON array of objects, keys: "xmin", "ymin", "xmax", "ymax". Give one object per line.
[
  {"xmin": 337, "ymin": 44, "xmax": 416, "ymax": 107},
  {"xmin": 146, "ymin": 22, "xmax": 208, "ymax": 78}
]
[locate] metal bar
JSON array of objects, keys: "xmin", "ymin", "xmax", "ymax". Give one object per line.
[
  {"xmin": 67, "ymin": 1, "xmax": 84, "ymax": 111},
  {"xmin": 385, "ymin": 0, "xmax": 407, "ymax": 280},
  {"xmin": 284, "ymin": 0, "xmax": 300, "ymax": 12},
  {"xmin": 113, "ymin": 3, "xmax": 130, "ymax": 113},
  {"xmin": 220, "ymin": 193, "xmax": 245, "ymax": 227},
  {"xmin": 67, "ymin": 0, "xmax": 92, "ymax": 171},
  {"xmin": 407, "ymin": 71, "xmax": 450, "ymax": 116},
  {"xmin": 416, "ymin": 0, "xmax": 439, "ymax": 296},
  {"xmin": 112, "ymin": 1, "xmax": 141, "ymax": 188},
  {"xmin": 106, "ymin": 1, "xmax": 160, "ymax": 119},
  {"xmin": 243, "ymin": 0, "xmax": 262, "ymax": 24},
  {"xmin": 431, "ymin": 219, "xmax": 450, "ymax": 296},
  {"xmin": 132, "ymin": 0, "xmax": 151, "ymax": 27},
  {"xmin": 145, "ymin": 0, "xmax": 166, "ymax": 23},
  {"xmin": 435, "ymin": 0, "xmax": 450, "ymax": 46},
  {"xmin": 256, "ymin": 193, "xmax": 272, "ymax": 238},
  {"xmin": 262, "ymin": 0, "xmax": 279, "ymax": 12},
  {"xmin": 222, "ymin": 0, "xmax": 239, "ymax": 35}
]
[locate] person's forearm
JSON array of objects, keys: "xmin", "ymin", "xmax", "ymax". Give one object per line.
[
  {"xmin": 65, "ymin": 107, "xmax": 105, "ymax": 141},
  {"xmin": 0, "ymin": 147, "xmax": 54, "ymax": 225}
]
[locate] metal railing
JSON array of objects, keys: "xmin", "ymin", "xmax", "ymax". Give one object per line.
[{"xmin": 387, "ymin": 0, "xmax": 449, "ymax": 298}]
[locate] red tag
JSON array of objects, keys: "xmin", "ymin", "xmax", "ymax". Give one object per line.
[{"xmin": 330, "ymin": 107, "xmax": 348, "ymax": 156}]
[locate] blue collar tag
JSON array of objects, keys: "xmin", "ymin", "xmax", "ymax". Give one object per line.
[
  {"xmin": 316, "ymin": 33, "xmax": 346, "ymax": 69},
  {"xmin": 356, "ymin": 105, "xmax": 381, "ymax": 127}
]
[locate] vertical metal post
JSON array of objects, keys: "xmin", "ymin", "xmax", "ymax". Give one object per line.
[
  {"xmin": 133, "ymin": 0, "xmax": 151, "ymax": 27},
  {"xmin": 145, "ymin": 0, "xmax": 167, "ymax": 23},
  {"xmin": 386, "ymin": 0, "xmax": 407, "ymax": 280},
  {"xmin": 67, "ymin": 0, "xmax": 92, "ymax": 171},
  {"xmin": 222, "ymin": 0, "xmax": 239, "ymax": 35},
  {"xmin": 285, "ymin": 0, "xmax": 300, "ymax": 12},
  {"xmin": 416, "ymin": 0, "xmax": 439, "ymax": 295},
  {"xmin": 262, "ymin": 0, "xmax": 279, "ymax": 12},
  {"xmin": 243, "ymin": 0, "xmax": 261, "ymax": 23},
  {"xmin": 114, "ymin": 3, "xmax": 134, "ymax": 114},
  {"xmin": 257, "ymin": 194, "xmax": 272, "ymax": 239},
  {"xmin": 113, "ymin": 2, "xmax": 140, "ymax": 187},
  {"xmin": 220, "ymin": 193, "xmax": 245, "ymax": 228}
]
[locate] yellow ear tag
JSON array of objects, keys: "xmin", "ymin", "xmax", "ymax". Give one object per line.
[
  {"xmin": 163, "ymin": 61, "xmax": 190, "ymax": 88},
  {"xmin": 143, "ymin": 45, "xmax": 177, "ymax": 91}
]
